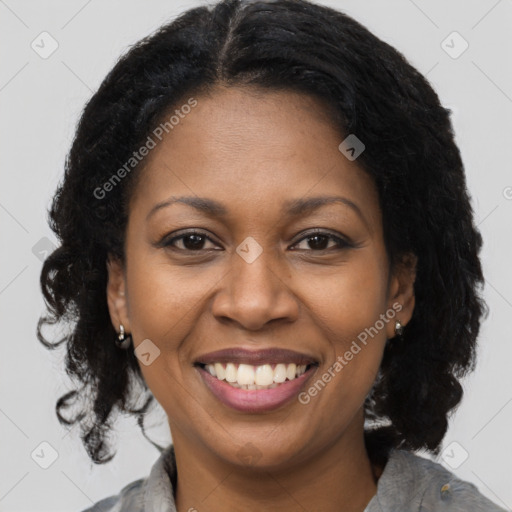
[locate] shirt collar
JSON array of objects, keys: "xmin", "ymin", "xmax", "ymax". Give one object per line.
[
  {"xmin": 144, "ymin": 444, "xmax": 177, "ymax": 512},
  {"xmin": 364, "ymin": 449, "xmax": 427, "ymax": 511}
]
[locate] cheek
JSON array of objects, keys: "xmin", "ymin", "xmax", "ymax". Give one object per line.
[
  {"xmin": 125, "ymin": 254, "xmax": 218, "ymax": 343},
  {"xmin": 298, "ymin": 251, "xmax": 389, "ymax": 406},
  {"xmin": 122, "ymin": 255, "xmax": 216, "ymax": 399},
  {"xmin": 301, "ymin": 250, "xmax": 389, "ymax": 342},
  {"xmin": 123, "ymin": 255, "xmax": 213, "ymax": 419}
]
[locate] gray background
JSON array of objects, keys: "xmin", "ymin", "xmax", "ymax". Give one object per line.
[{"xmin": 1, "ymin": 0, "xmax": 511, "ymax": 510}]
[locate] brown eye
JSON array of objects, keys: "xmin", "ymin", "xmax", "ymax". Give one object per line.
[
  {"xmin": 164, "ymin": 231, "xmax": 219, "ymax": 251},
  {"xmin": 291, "ymin": 230, "xmax": 351, "ymax": 251}
]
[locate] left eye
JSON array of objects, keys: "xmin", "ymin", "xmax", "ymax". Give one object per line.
[{"xmin": 291, "ymin": 232, "xmax": 349, "ymax": 251}]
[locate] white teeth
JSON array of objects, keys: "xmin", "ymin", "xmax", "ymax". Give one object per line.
[
  {"xmin": 214, "ymin": 363, "xmax": 225, "ymax": 380},
  {"xmin": 255, "ymin": 364, "xmax": 274, "ymax": 386},
  {"xmin": 237, "ymin": 364, "xmax": 255, "ymax": 385},
  {"xmin": 203, "ymin": 362, "xmax": 310, "ymax": 388},
  {"xmin": 286, "ymin": 363, "xmax": 297, "ymax": 381},
  {"xmin": 225, "ymin": 363, "xmax": 237, "ymax": 382},
  {"xmin": 274, "ymin": 363, "xmax": 287, "ymax": 383}
]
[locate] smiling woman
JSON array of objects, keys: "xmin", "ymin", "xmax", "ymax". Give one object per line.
[{"xmin": 37, "ymin": 1, "xmax": 505, "ymax": 511}]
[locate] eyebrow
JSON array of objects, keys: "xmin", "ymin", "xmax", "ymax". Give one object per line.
[{"xmin": 146, "ymin": 195, "xmax": 367, "ymax": 226}]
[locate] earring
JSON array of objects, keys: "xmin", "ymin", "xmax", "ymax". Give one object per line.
[
  {"xmin": 394, "ymin": 320, "xmax": 404, "ymax": 337},
  {"xmin": 116, "ymin": 324, "xmax": 132, "ymax": 349}
]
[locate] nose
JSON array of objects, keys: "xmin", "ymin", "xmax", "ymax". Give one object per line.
[{"xmin": 211, "ymin": 246, "xmax": 300, "ymax": 331}]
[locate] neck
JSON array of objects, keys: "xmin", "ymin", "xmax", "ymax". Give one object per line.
[{"xmin": 171, "ymin": 412, "xmax": 379, "ymax": 512}]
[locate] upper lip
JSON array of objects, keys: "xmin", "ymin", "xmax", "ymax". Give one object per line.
[{"xmin": 194, "ymin": 347, "xmax": 319, "ymax": 366}]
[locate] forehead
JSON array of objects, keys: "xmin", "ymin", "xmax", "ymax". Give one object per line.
[{"xmin": 130, "ymin": 86, "xmax": 380, "ymax": 228}]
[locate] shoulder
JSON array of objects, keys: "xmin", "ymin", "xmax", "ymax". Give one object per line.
[
  {"xmin": 367, "ymin": 449, "xmax": 507, "ymax": 512},
  {"xmin": 77, "ymin": 444, "xmax": 176, "ymax": 512},
  {"xmin": 79, "ymin": 477, "xmax": 146, "ymax": 512}
]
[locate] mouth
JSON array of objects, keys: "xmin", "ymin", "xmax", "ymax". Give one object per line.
[
  {"xmin": 195, "ymin": 361, "xmax": 317, "ymax": 389},
  {"xmin": 193, "ymin": 348, "xmax": 319, "ymax": 412}
]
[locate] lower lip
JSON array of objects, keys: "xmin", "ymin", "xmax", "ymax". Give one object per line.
[{"xmin": 196, "ymin": 365, "xmax": 317, "ymax": 413}]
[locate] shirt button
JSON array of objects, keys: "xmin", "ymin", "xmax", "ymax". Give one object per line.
[{"xmin": 440, "ymin": 482, "xmax": 452, "ymax": 501}]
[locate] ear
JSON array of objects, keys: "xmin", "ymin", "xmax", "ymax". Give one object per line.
[
  {"xmin": 385, "ymin": 252, "xmax": 417, "ymax": 339},
  {"xmin": 106, "ymin": 255, "xmax": 130, "ymax": 334}
]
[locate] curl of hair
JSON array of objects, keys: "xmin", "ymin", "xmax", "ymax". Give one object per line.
[{"xmin": 38, "ymin": 0, "xmax": 487, "ymax": 464}]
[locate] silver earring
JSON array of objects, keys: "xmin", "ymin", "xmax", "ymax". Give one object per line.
[
  {"xmin": 116, "ymin": 324, "xmax": 132, "ymax": 349},
  {"xmin": 394, "ymin": 320, "xmax": 404, "ymax": 337}
]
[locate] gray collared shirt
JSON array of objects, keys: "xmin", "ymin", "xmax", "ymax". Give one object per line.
[{"xmin": 81, "ymin": 444, "xmax": 507, "ymax": 511}]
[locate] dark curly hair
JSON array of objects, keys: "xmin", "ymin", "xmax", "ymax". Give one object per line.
[{"xmin": 38, "ymin": 0, "xmax": 487, "ymax": 465}]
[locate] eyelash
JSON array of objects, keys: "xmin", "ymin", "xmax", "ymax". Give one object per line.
[{"xmin": 161, "ymin": 229, "xmax": 352, "ymax": 253}]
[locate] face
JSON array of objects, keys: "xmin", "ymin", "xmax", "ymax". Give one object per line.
[{"xmin": 107, "ymin": 85, "xmax": 416, "ymax": 470}]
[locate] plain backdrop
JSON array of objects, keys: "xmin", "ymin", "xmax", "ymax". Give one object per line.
[{"xmin": 1, "ymin": 0, "xmax": 511, "ymax": 510}]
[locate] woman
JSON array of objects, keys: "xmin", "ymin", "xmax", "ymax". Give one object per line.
[{"xmin": 38, "ymin": 0, "xmax": 506, "ymax": 510}]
